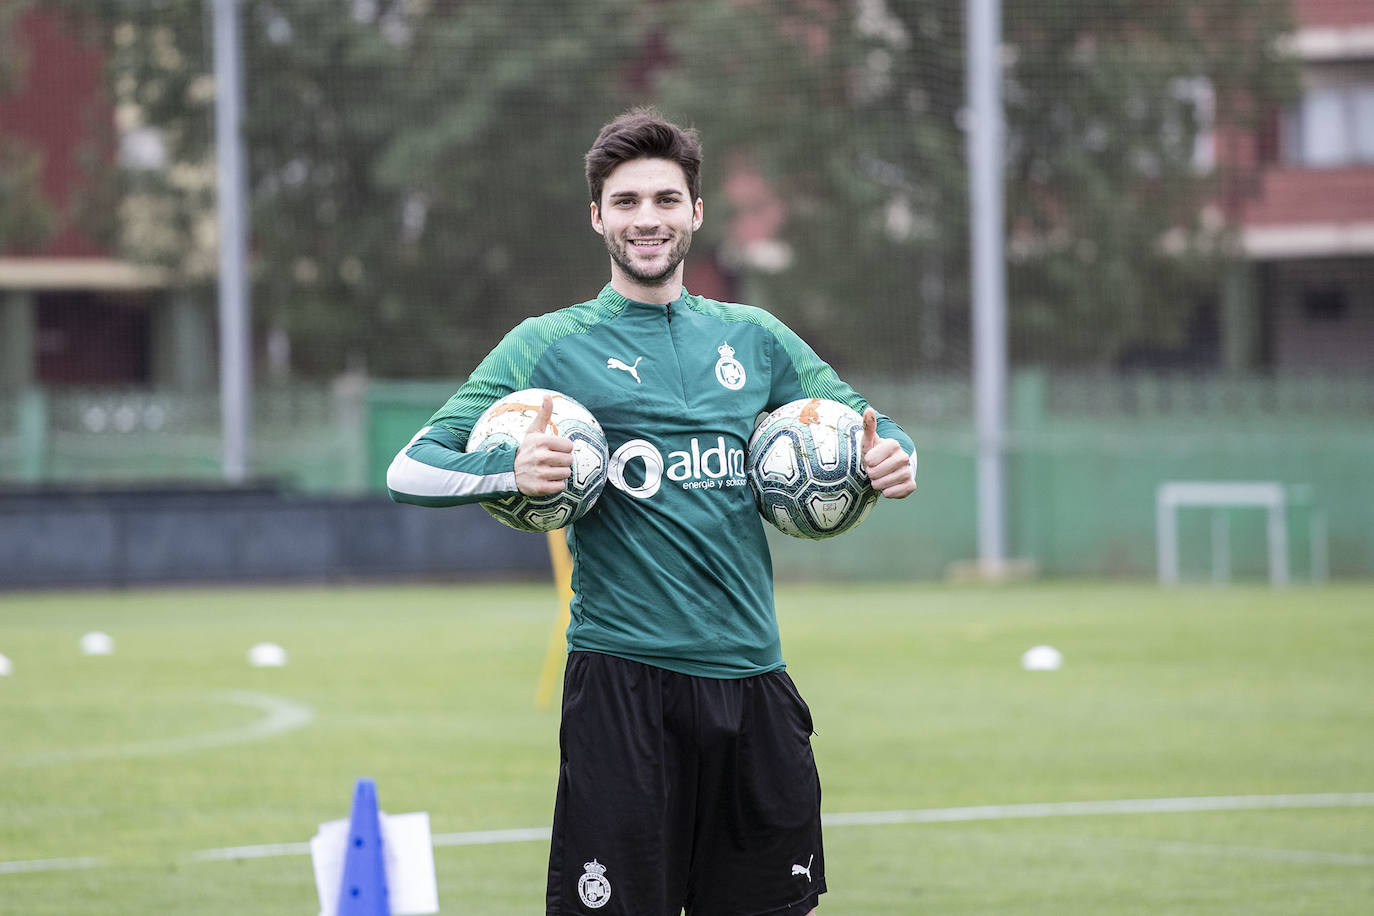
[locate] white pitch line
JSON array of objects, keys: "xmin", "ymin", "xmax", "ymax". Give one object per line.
[
  {"xmin": 433, "ymin": 827, "xmax": 551, "ymax": 847},
  {"xmin": 3, "ymin": 793, "xmax": 1371, "ymax": 876},
  {"xmin": 6, "ymin": 690, "xmax": 315, "ymax": 767},
  {"xmin": 0, "ymin": 857, "xmax": 104, "ymax": 875},
  {"xmin": 818, "ymin": 792, "xmax": 1374, "ymax": 827},
  {"xmin": 181, "ymin": 827, "xmax": 553, "ymax": 865},
  {"xmin": 187, "ymin": 841, "xmax": 310, "ymax": 862}
]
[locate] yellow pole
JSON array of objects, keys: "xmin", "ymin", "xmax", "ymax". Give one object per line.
[{"xmin": 535, "ymin": 528, "xmax": 574, "ymax": 709}]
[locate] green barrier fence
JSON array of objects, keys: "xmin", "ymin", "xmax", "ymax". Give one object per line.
[{"xmin": 3, "ymin": 372, "xmax": 1371, "ymax": 580}]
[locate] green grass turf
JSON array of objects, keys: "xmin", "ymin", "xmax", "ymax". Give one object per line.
[{"xmin": 1, "ymin": 581, "xmax": 1371, "ymax": 914}]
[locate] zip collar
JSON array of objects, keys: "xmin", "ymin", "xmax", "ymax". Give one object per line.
[{"xmin": 597, "ymin": 283, "xmax": 690, "ymax": 319}]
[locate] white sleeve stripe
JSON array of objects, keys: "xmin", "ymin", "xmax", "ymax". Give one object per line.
[{"xmin": 386, "ymin": 427, "xmax": 517, "ymax": 498}]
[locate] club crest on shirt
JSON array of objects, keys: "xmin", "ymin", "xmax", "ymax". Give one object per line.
[
  {"xmin": 578, "ymin": 859, "xmax": 612, "ymax": 909},
  {"xmin": 714, "ymin": 342, "xmax": 746, "ymax": 390}
]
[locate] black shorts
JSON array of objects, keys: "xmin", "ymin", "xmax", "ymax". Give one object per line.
[{"xmin": 546, "ymin": 652, "xmax": 826, "ymax": 916}]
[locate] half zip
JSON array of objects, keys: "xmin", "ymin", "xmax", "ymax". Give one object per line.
[{"xmin": 665, "ymin": 296, "xmax": 689, "ymax": 405}]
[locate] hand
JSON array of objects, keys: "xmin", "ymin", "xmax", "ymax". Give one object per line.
[
  {"xmin": 861, "ymin": 407, "xmax": 916, "ymax": 499},
  {"xmin": 514, "ymin": 395, "xmax": 574, "ymax": 496}
]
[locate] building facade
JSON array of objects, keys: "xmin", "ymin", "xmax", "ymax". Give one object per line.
[{"xmin": 1229, "ymin": 0, "xmax": 1374, "ymax": 371}]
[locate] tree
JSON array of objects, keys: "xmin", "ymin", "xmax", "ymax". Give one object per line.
[
  {"xmin": 64, "ymin": 0, "xmax": 1298, "ymax": 379},
  {"xmin": 999, "ymin": 0, "xmax": 1297, "ymax": 367},
  {"xmin": 653, "ymin": 0, "xmax": 969, "ymax": 378},
  {"xmin": 64, "ymin": 0, "xmax": 649, "ymax": 377},
  {"xmin": 656, "ymin": 0, "xmax": 1298, "ymax": 373}
]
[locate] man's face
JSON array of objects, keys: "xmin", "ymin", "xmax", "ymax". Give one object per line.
[{"xmin": 591, "ymin": 157, "xmax": 704, "ymax": 292}]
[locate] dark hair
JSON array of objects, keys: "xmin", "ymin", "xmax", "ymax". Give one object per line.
[{"xmin": 584, "ymin": 107, "xmax": 703, "ymax": 205}]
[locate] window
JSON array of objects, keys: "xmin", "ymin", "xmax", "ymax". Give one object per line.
[{"xmin": 1284, "ymin": 81, "xmax": 1374, "ymax": 167}]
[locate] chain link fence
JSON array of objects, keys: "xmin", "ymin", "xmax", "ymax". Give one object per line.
[{"xmin": 3, "ymin": 1, "xmax": 1372, "ymax": 576}]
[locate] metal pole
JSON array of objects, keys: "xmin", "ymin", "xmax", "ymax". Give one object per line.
[
  {"xmin": 1267, "ymin": 498, "xmax": 1290, "ymax": 587},
  {"xmin": 212, "ymin": 0, "xmax": 251, "ymax": 483},
  {"xmin": 966, "ymin": 0, "xmax": 1008, "ymax": 569},
  {"xmin": 1211, "ymin": 510, "xmax": 1231, "ymax": 584},
  {"xmin": 1157, "ymin": 487, "xmax": 1179, "ymax": 586}
]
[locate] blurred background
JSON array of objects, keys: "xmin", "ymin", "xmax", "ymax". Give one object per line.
[{"xmin": 1, "ymin": 0, "xmax": 1371, "ymax": 587}]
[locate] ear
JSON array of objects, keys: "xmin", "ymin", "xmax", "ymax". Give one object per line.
[
  {"xmin": 692, "ymin": 197, "xmax": 703, "ymax": 232},
  {"xmin": 590, "ymin": 201, "xmax": 604, "ymax": 236}
]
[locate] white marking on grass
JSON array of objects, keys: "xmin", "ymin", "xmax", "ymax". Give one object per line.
[
  {"xmin": 7, "ymin": 690, "xmax": 314, "ymax": 767},
  {"xmin": 432, "ymin": 826, "xmax": 551, "ymax": 847},
  {"xmin": 3, "ymin": 792, "xmax": 1371, "ymax": 876},
  {"xmin": 0, "ymin": 856, "xmax": 104, "ymax": 875},
  {"xmin": 818, "ymin": 793, "xmax": 1374, "ymax": 827},
  {"xmin": 183, "ymin": 827, "xmax": 552, "ymax": 864},
  {"xmin": 188, "ymin": 841, "xmax": 310, "ymax": 862}
]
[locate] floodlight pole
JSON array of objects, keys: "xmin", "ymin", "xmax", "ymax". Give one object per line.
[
  {"xmin": 966, "ymin": 0, "xmax": 1009, "ymax": 570},
  {"xmin": 212, "ymin": 0, "xmax": 252, "ymax": 483}
]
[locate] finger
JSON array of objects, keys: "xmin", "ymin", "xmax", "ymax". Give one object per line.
[
  {"xmin": 541, "ymin": 444, "xmax": 575, "ymax": 465},
  {"xmin": 526, "ymin": 477, "xmax": 568, "ymax": 496},
  {"xmin": 861, "ymin": 407, "xmax": 879, "ymax": 452},
  {"xmin": 863, "ymin": 437, "xmax": 896, "ymax": 471},
  {"xmin": 527, "ymin": 395, "xmax": 554, "ymax": 435},
  {"xmin": 867, "ymin": 449, "xmax": 916, "ymax": 497},
  {"xmin": 523, "ymin": 432, "xmax": 575, "ymax": 459},
  {"xmin": 876, "ymin": 478, "xmax": 916, "ymax": 499}
]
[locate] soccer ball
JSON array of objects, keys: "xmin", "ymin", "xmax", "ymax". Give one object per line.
[
  {"xmin": 466, "ymin": 388, "xmax": 609, "ymax": 531},
  {"xmin": 746, "ymin": 398, "xmax": 877, "ymax": 539}
]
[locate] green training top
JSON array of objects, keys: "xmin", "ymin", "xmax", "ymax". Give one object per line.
[{"xmin": 387, "ymin": 285, "xmax": 915, "ymax": 678}]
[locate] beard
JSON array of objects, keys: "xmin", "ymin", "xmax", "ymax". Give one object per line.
[{"xmin": 605, "ymin": 227, "xmax": 694, "ymax": 286}]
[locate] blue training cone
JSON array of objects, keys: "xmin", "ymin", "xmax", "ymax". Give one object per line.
[{"xmin": 338, "ymin": 778, "xmax": 390, "ymax": 916}]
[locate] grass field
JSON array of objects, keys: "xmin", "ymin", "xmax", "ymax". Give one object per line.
[{"xmin": 1, "ymin": 580, "xmax": 1371, "ymax": 915}]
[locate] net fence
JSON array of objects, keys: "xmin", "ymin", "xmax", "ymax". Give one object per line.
[
  {"xmin": 3, "ymin": 0, "xmax": 1372, "ymax": 500},
  {"xmin": 9, "ymin": 0, "xmax": 1345, "ymax": 377}
]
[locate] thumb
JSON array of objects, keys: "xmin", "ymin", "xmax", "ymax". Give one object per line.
[
  {"xmin": 527, "ymin": 394, "xmax": 554, "ymax": 435},
  {"xmin": 861, "ymin": 407, "xmax": 879, "ymax": 453}
]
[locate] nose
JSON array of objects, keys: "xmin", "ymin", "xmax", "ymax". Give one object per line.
[{"xmin": 632, "ymin": 200, "xmax": 661, "ymax": 228}]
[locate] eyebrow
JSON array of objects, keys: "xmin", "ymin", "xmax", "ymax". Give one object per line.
[{"xmin": 607, "ymin": 188, "xmax": 685, "ymax": 200}]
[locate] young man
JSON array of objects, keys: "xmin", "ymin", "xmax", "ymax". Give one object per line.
[{"xmin": 388, "ymin": 108, "xmax": 916, "ymax": 916}]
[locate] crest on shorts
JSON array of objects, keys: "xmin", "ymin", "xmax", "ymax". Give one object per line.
[
  {"xmin": 714, "ymin": 342, "xmax": 746, "ymax": 390},
  {"xmin": 578, "ymin": 859, "xmax": 612, "ymax": 909}
]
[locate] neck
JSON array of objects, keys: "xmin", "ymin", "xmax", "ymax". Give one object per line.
[{"xmin": 608, "ymin": 266, "xmax": 684, "ymax": 306}]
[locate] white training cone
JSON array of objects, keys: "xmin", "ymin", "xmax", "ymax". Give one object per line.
[
  {"xmin": 0, "ymin": 652, "xmax": 11, "ymax": 676},
  {"xmin": 1021, "ymin": 645, "xmax": 1063, "ymax": 671},
  {"xmin": 248, "ymin": 642, "xmax": 289, "ymax": 668},
  {"xmin": 80, "ymin": 631, "xmax": 115, "ymax": 656}
]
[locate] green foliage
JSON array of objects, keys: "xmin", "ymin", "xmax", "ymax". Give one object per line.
[
  {"xmin": 661, "ymin": 0, "xmax": 1299, "ymax": 372},
  {"xmin": 57, "ymin": 0, "xmax": 1298, "ymax": 377},
  {"xmin": 658, "ymin": 0, "xmax": 970, "ymax": 375},
  {"xmin": 1000, "ymin": 0, "xmax": 1299, "ymax": 365},
  {"xmin": 64, "ymin": 0, "xmax": 645, "ymax": 376}
]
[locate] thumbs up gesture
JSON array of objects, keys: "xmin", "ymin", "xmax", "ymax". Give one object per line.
[
  {"xmin": 514, "ymin": 395, "xmax": 574, "ymax": 496},
  {"xmin": 861, "ymin": 407, "xmax": 916, "ymax": 499}
]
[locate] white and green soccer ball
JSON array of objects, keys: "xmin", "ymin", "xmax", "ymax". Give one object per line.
[
  {"xmin": 466, "ymin": 388, "xmax": 609, "ymax": 532},
  {"xmin": 746, "ymin": 397, "xmax": 877, "ymax": 539}
]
